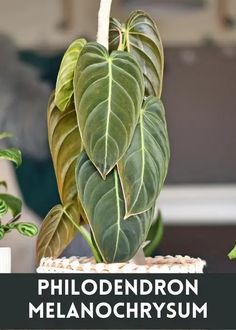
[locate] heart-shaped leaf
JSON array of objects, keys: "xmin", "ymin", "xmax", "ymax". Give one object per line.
[
  {"xmin": 36, "ymin": 203, "xmax": 80, "ymax": 264},
  {"xmin": 74, "ymin": 42, "xmax": 144, "ymax": 178},
  {"xmin": 0, "ymin": 148, "xmax": 22, "ymax": 167},
  {"xmin": 0, "ymin": 193, "xmax": 22, "ymax": 217},
  {"xmin": 118, "ymin": 97, "xmax": 170, "ymax": 217},
  {"xmin": 55, "ymin": 39, "xmax": 87, "ymax": 112},
  {"xmin": 109, "ymin": 11, "xmax": 164, "ymax": 97},
  {"xmin": 76, "ymin": 152, "xmax": 153, "ymax": 263},
  {"xmin": 48, "ymin": 93, "xmax": 82, "ymax": 205}
]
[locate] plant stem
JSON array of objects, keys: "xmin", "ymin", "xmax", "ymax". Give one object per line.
[
  {"xmin": 97, "ymin": 0, "xmax": 113, "ymax": 50},
  {"xmin": 65, "ymin": 209, "xmax": 102, "ymax": 263}
]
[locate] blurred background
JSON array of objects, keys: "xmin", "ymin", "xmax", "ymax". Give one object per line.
[{"xmin": 0, "ymin": 0, "xmax": 236, "ymax": 272}]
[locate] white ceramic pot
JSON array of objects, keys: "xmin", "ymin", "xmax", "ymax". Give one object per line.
[{"xmin": 0, "ymin": 247, "xmax": 11, "ymax": 273}]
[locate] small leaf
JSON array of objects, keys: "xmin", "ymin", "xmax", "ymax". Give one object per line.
[
  {"xmin": 0, "ymin": 198, "xmax": 8, "ymax": 217},
  {"xmin": 144, "ymin": 211, "xmax": 163, "ymax": 257},
  {"xmin": 16, "ymin": 223, "xmax": 38, "ymax": 237},
  {"xmin": 0, "ymin": 227, "xmax": 5, "ymax": 240},
  {"xmin": 0, "ymin": 194, "xmax": 22, "ymax": 217},
  {"xmin": 76, "ymin": 152, "xmax": 153, "ymax": 263},
  {"xmin": 118, "ymin": 97, "xmax": 170, "ymax": 217},
  {"xmin": 0, "ymin": 148, "xmax": 22, "ymax": 167},
  {"xmin": 74, "ymin": 42, "xmax": 144, "ymax": 177},
  {"xmin": 0, "ymin": 132, "xmax": 13, "ymax": 140},
  {"xmin": 228, "ymin": 245, "xmax": 236, "ymax": 260},
  {"xmin": 36, "ymin": 203, "xmax": 81, "ymax": 264},
  {"xmin": 109, "ymin": 11, "xmax": 164, "ymax": 97},
  {"xmin": 55, "ymin": 39, "xmax": 87, "ymax": 112},
  {"xmin": 0, "ymin": 181, "xmax": 7, "ymax": 190}
]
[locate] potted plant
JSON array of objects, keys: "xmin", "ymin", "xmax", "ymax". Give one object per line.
[
  {"xmin": 36, "ymin": 0, "xmax": 205, "ymax": 273},
  {"xmin": 0, "ymin": 132, "xmax": 38, "ymax": 273}
]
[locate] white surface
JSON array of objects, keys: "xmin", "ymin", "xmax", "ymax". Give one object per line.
[
  {"xmin": 157, "ymin": 184, "xmax": 236, "ymax": 224},
  {"xmin": 0, "ymin": 247, "xmax": 11, "ymax": 273}
]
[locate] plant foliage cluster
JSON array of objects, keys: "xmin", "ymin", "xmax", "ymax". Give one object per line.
[{"xmin": 37, "ymin": 11, "xmax": 170, "ymax": 264}]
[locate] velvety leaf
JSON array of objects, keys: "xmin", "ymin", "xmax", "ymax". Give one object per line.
[
  {"xmin": 74, "ymin": 42, "xmax": 144, "ymax": 177},
  {"xmin": 0, "ymin": 148, "xmax": 22, "ymax": 167},
  {"xmin": 118, "ymin": 97, "xmax": 170, "ymax": 217},
  {"xmin": 109, "ymin": 11, "xmax": 164, "ymax": 97},
  {"xmin": 0, "ymin": 132, "xmax": 13, "ymax": 140},
  {"xmin": 228, "ymin": 245, "xmax": 236, "ymax": 260},
  {"xmin": 76, "ymin": 152, "xmax": 153, "ymax": 263},
  {"xmin": 48, "ymin": 94, "xmax": 82, "ymax": 205},
  {"xmin": 0, "ymin": 198, "xmax": 8, "ymax": 217},
  {"xmin": 36, "ymin": 203, "xmax": 80, "ymax": 264},
  {"xmin": 144, "ymin": 210, "xmax": 163, "ymax": 257},
  {"xmin": 55, "ymin": 39, "xmax": 87, "ymax": 112},
  {"xmin": 0, "ymin": 193, "xmax": 22, "ymax": 217}
]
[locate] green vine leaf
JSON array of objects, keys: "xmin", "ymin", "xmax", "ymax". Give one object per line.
[
  {"xmin": 55, "ymin": 38, "xmax": 87, "ymax": 112},
  {"xmin": 228, "ymin": 245, "xmax": 236, "ymax": 260},
  {"xmin": 36, "ymin": 203, "xmax": 81, "ymax": 264},
  {"xmin": 109, "ymin": 10, "xmax": 164, "ymax": 97},
  {"xmin": 0, "ymin": 148, "xmax": 22, "ymax": 167},
  {"xmin": 0, "ymin": 194, "xmax": 22, "ymax": 217},
  {"xmin": 0, "ymin": 198, "xmax": 8, "ymax": 217},
  {"xmin": 0, "ymin": 132, "xmax": 13, "ymax": 140},
  {"xmin": 118, "ymin": 97, "xmax": 170, "ymax": 217},
  {"xmin": 144, "ymin": 210, "xmax": 163, "ymax": 257},
  {"xmin": 74, "ymin": 42, "xmax": 144, "ymax": 178},
  {"xmin": 0, "ymin": 227, "xmax": 5, "ymax": 240},
  {"xmin": 16, "ymin": 223, "xmax": 38, "ymax": 237},
  {"xmin": 76, "ymin": 152, "xmax": 153, "ymax": 263}
]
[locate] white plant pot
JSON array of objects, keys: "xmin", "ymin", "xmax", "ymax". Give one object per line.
[
  {"xmin": 37, "ymin": 255, "xmax": 206, "ymax": 273},
  {"xmin": 0, "ymin": 247, "xmax": 11, "ymax": 273}
]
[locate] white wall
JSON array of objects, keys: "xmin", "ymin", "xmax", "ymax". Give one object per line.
[{"xmin": 1, "ymin": 0, "xmax": 236, "ymax": 49}]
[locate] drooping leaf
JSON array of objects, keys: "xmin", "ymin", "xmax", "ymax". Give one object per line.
[
  {"xmin": 144, "ymin": 210, "xmax": 163, "ymax": 257},
  {"xmin": 0, "ymin": 228, "xmax": 5, "ymax": 240},
  {"xmin": 36, "ymin": 203, "xmax": 80, "ymax": 264},
  {"xmin": 109, "ymin": 11, "xmax": 164, "ymax": 97},
  {"xmin": 228, "ymin": 245, "xmax": 236, "ymax": 260},
  {"xmin": 74, "ymin": 42, "xmax": 144, "ymax": 178},
  {"xmin": 0, "ymin": 132, "xmax": 13, "ymax": 140},
  {"xmin": 0, "ymin": 198, "xmax": 8, "ymax": 217},
  {"xmin": 76, "ymin": 152, "xmax": 153, "ymax": 263},
  {"xmin": 55, "ymin": 38, "xmax": 87, "ymax": 112},
  {"xmin": 118, "ymin": 97, "xmax": 170, "ymax": 217},
  {"xmin": 0, "ymin": 194, "xmax": 22, "ymax": 217},
  {"xmin": 0, "ymin": 148, "xmax": 22, "ymax": 167},
  {"xmin": 48, "ymin": 93, "xmax": 82, "ymax": 205}
]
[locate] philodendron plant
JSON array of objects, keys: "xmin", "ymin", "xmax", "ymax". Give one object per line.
[
  {"xmin": 36, "ymin": 3, "xmax": 170, "ymax": 264},
  {"xmin": 0, "ymin": 132, "xmax": 38, "ymax": 240}
]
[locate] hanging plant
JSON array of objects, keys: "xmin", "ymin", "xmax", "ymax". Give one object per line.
[{"xmin": 36, "ymin": 0, "xmax": 170, "ymax": 264}]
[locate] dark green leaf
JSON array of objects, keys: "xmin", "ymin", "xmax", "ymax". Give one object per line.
[
  {"xmin": 74, "ymin": 42, "xmax": 144, "ymax": 177},
  {"xmin": 0, "ymin": 194, "xmax": 22, "ymax": 217},
  {"xmin": 109, "ymin": 11, "xmax": 164, "ymax": 97},
  {"xmin": 36, "ymin": 203, "xmax": 81, "ymax": 264},
  {"xmin": 76, "ymin": 152, "xmax": 153, "ymax": 263},
  {"xmin": 0, "ymin": 227, "xmax": 5, "ymax": 240},
  {"xmin": 0, "ymin": 148, "xmax": 22, "ymax": 167},
  {"xmin": 55, "ymin": 39, "xmax": 87, "ymax": 112},
  {"xmin": 118, "ymin": 97, "xmax": 170, "ymax": 217},
  {"xmin": 144, "ymin": 210, "xmax": 163, "ymax": 257}
]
